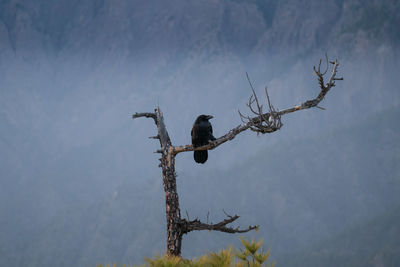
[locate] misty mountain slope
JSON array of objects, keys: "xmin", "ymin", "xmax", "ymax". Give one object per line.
[
  {"xmin": 1, "ymin": 0, "xmax": 399, "ymax": 168},
  {"xmin": 13, "ymin": 106, "xmax": 400, "ymax": 267},
  {"xmin": 2, "ymin": 0, "xmax": 399, "ymax": 144},
  {"xmin": 1, "ymin": 0, "xmax": 399, "ymax": 59},
  {"xmin": 278, "ymin": 205, "xmax": 400, "ymax": 267},
  {"xmin": 19, "ymin": 179, "xmax": 166, "ymax": 267},
  {"xmin": 0, "ymin": 1, "xmax": 399, "ymax": 266}
]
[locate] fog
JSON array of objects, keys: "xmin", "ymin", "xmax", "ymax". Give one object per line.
[{"xmin": 1, "ymin": 0, "xmax": 399, "ymax": 266}]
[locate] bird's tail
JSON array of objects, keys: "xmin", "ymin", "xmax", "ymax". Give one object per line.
[{"xmin": 194, "ymin": 150, "xmax": 208, "ymax": 164}]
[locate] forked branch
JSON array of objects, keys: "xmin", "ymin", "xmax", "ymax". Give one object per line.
[
  {"xmin": 172, "ymin": 56, "xmax": 342, "ymax": 155},
  {"xmin": 238, "ymin": 72, "xmax": 282, "ymax": 134}
]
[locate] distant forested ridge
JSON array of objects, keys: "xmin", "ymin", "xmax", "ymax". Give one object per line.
[{"xmin": 0, "ymin": 0, "xmax": 399, "ymax": 266}]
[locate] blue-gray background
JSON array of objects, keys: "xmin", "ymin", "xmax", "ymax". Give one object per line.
[{"xmin": 1, "ymin": 0, "xmax": 399, "ymax": 266}]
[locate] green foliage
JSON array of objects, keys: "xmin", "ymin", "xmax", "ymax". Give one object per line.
[
  {"xmin": 234, "ymin": 238, "xmax": 274, "ymax": 267},
  {"xmin": 142, "ymin": 238, "xmax": 274, "ymax": 267},
  {"xmin": 196, "ymin": 248, "xmax": 233, "ymax": 267},
  {"xmin": 95, "ymin": 238, "xmax": 274, "ymax": 267},
  {"xmin": 144, "ymin": 254, "xmax": 192, "ymax": 267}
]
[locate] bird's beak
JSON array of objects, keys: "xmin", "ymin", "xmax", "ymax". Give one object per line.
[{"xmin": 207, "ymin": 115, "xmax": 214, "ymax": 120}]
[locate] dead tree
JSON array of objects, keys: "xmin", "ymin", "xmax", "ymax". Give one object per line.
[{"xmin": 132, "ymin": 56, "xmax": 343, "ymax": 256}]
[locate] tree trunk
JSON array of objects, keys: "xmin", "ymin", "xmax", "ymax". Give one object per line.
[
  {"xmin": 153, "ymin": 109, "xmax": 183, "ymax": 256},
  {"xmin": 161, "ymin": 151, "xmax": 183, "ymax": 255}
]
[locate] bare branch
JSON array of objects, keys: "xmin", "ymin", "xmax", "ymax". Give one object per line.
[
  {"xmin": 222, "ymin": 209, "xmax": 230, "ymax": 217},
  {"xmin": 238, "ymin": 109, "xmax": 248, "ymax": 124},
  {"xmin": 186, "ymin": 210, "xmax": 190, "ymax": 221},
  {"xmin": 241, "ymin": 84, "xmax": 282, "ymax": 134},
  {"xmin": 181, "ymin": 213, "xmax": 258, "ymax": 235},
  {"xmin": 246, "ymin": 72, "xmax": 264, "ymax": 117},
  {"xmin": 279, "ymin": 57, "xmax": 342, "ymax": 116},
  {"xmin": 132, "ymin": 112, "xmax": 156, "ymax": 121},
  {"xmin": 172, "ymin": 56, "xmax": 342, "ymax": 155},
  {"xmin": 247, "ymin": 96, "xmax": 260, "ymax": 116},
  {"xmin": 172, "ymin": 123, "xmax": 248, "ymax": 154},
  {"xmin": 132, "ymin": 109, "xmax": 173, "ymax": 155},
  {"xmin": 265, "ymin": 87, "xmax": 273, "ymax": 113},
  {"xmin": 318, "ymin": 53, "xmax": 329, "ymax": 76}
]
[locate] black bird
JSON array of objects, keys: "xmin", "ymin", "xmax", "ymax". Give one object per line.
[{"xmin": 191, "ymin": 115, "xmax": 216, "ymax": 164}]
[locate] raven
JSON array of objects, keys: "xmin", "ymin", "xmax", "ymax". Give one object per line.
[{"xmin": 191, "ymin": 115, "xmax": 216, "ymax": 164}]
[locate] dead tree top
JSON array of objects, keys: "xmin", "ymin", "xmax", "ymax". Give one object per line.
[
  {"xmin": 132, "ymin": 56, "xmax": 343, "ymax": 254},
  {"xmin": 134, "ymin": 56, "xmax": 342, "ymax": 155}
]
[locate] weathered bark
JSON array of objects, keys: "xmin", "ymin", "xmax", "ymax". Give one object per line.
[
  {"xmin": 132, "ymin": 56, "xmax": 342, "ymax": 256},
  {"xmin": 155, "ymin": 109, "xmax": 183, "ymax": 255}
]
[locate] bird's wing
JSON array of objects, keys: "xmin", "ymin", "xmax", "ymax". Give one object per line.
[
  {"xmin": 208, "ymin": 123, "xmax": 213, "ymax": 134},
  {"xmin": 191, "ymin": 125, "xmax": 196, "ymax": 138},
  {"xmin": 191, "ymin": 125, "xmax": 197, "ymax": 143},
  {"xmin": 207, "ymin": 123, "xmax": 216, "ymax": 141}
]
